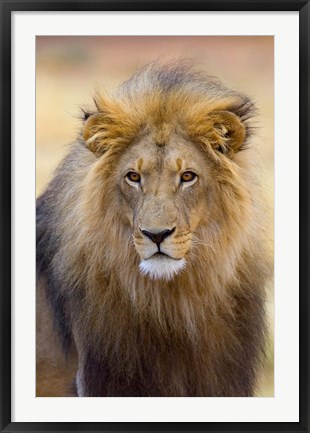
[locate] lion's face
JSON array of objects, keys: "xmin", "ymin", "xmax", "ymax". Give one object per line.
[
  {"xmin": 82, "ymin": 67, "xmax": 252, "ymax": 282},
  {"xmin": 117, "ymin": 130, "xmax": 209, "ymax": 280}
]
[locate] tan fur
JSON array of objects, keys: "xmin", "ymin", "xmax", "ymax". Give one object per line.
[{"xmin": 37, "ymin": 62, "xmax": 271, "ymax": 396}]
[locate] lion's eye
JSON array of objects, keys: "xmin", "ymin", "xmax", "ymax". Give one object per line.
[
  {"xmin": 126, "ymin": 172, "xmax": 141, "ymax": 183},
  {"xmin": 181, "ymin": 171, "xmax": 197, "ymax": 183}
]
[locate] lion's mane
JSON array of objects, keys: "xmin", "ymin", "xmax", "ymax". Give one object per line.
[{"xmin": 36, "ymin": 61, "xmax": 271, "ymax": 396}]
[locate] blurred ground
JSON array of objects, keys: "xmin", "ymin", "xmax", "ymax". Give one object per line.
[{"xmin": 36, "ymin": 36, "xmax": 274, "ymax": 397}]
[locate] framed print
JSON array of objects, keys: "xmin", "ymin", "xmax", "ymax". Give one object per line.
[{"xmin": 1, "ymin": 1, "xmax": 309, "ymax": 432}]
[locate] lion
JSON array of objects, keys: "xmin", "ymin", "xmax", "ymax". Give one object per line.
[{"xmin": 36, "ymin": 61, "xmax": 271, "ymax": 397}]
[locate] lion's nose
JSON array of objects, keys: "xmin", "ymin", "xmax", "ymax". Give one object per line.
[{"xmin": 141, "ymin": 227, "xmax": 176, "ymax": 246}]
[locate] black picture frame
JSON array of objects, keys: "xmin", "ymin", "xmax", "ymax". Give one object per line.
[{"xmin": 1, "ymin": 1, "xmax": 309, "ymax": 432}]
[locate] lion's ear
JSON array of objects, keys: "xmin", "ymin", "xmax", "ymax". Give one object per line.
[
  {"xmin": 208, "ymin": 110, "xmax": 246, "ymax": 156},
  {"xmin": 82, "ymin": 113, "xmax": 109, "ymax": 155},
  {"xmin": 83, "ymin": 113, "xmax": 104, "ymax": 141}
]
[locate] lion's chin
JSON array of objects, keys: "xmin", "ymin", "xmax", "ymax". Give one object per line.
[{"xmin": 139, "ymin": 255, "xmax": 186, "ymax": 281}]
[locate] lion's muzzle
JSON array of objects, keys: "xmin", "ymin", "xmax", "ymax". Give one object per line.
[{"xmin": 134, "ymin": 226, "xmax": 190, "ymax": 280}]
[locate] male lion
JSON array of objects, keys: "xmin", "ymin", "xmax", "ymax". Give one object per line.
[{"xmin": 36, "ymin": 61, "xmax": 271, "ymax": 397}]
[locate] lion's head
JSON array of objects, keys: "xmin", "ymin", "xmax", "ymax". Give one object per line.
[{"xmin": 78, "ymin": 62, "xmax": 257, "ymax": 282}]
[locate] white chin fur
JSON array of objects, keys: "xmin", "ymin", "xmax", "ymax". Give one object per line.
[{"xmin": 139, "ymin": 256, "xmax": 186, "ymax": 280}]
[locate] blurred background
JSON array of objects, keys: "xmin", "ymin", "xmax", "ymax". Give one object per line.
[{"xmin": 36, "ymin": 36, "xmax": 274, "ymax": 396}]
